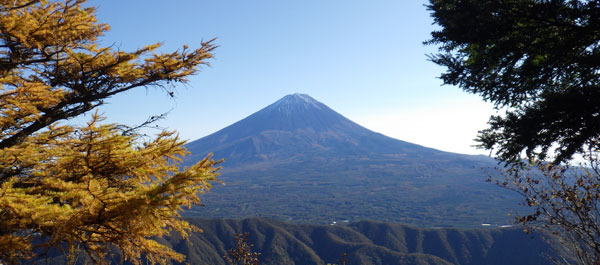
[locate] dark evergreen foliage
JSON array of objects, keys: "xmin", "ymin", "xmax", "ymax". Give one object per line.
[{"xmin": 427, "ymin": 0, "xmax": 600, "ymax": 164}]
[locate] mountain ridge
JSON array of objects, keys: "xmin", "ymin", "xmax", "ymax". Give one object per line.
[
  {"xmin": 33, "ymin": 218, "xmax": 565, "ymax": 265},
  {"xmin": 166, "ymin": 218, "xmax": 562, "ymax": 265}
]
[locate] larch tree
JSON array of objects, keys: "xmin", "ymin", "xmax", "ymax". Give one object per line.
[
  {"xmin": 0, "ymin": 0, "xmax": 220, "ymax": 264},
  {"xmin": 223, "ymin": 233, "xmax": 261, "ymax": 265},
  {"xmin": 427, "ymin": 0, "xmax": 600, "ymax": 264}
]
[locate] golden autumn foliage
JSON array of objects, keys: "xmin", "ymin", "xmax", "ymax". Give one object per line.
[{"xmin": 0, "ymin": 0, "xmax": 219, "ymax": 264}]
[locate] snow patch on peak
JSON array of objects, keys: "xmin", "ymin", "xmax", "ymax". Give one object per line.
[
  {"xmin": 270, "ymin": 93, "xmax": 323, "ymax": 111},
  {"xmin": 288, "ymin": 93, "xmax": 317, "ymax": 102}
]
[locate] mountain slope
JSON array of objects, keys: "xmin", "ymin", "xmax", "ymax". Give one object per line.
[
  {"xmin": 184, "ymin": 94, "xmax": 520, "ymax": 227},
  {"xmin": 34, "ymin": 218, "xmax": 563, "ymax": 265},
  {"xmin": 162, "ymin": 218, "xmax": 562, "ymax": 265}
]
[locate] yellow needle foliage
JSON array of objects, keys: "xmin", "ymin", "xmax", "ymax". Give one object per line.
[{"xmin": 0, "ymin": 0, "xmax": 220, "ymax": 264}]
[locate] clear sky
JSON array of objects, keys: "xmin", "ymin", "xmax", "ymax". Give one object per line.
[{"xmin": 88, "ymin": 0, "xmax": 497, "ymax": 155}]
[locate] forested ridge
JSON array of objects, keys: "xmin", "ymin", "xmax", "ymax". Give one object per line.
[{"xmin": 35, "ymin": 218, "xmax": 565, "ymax": 265}]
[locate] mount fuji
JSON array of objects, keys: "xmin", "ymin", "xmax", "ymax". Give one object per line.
[{"xmin": 184, "ymin": 94, "xmax": 519, "ymax": 227}]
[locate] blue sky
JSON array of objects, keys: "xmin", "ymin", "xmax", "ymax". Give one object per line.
[{"xmin": 89, "ymin": 0, "xmax": 496, "ymax": 155}]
